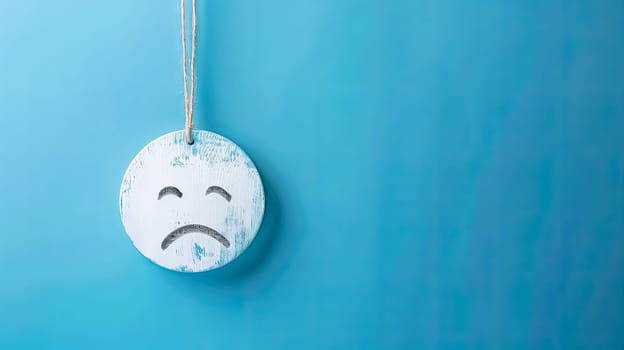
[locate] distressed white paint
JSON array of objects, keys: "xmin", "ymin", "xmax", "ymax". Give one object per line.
[{"xmin": 119, "ymin": 130, "xmax": 265, "ymax": 272}]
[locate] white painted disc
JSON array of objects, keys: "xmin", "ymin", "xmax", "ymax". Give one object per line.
[{"xmin": 119, "ymin": 130, "xmax": 265, "ymax": 272}]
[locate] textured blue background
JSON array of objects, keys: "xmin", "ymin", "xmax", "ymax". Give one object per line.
[{"xmin": 1, "ymin": 0, "xmax": 623, "ymax": 348}]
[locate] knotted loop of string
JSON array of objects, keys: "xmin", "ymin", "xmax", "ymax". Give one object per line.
[{"xmin": 181, "ymin": 0, "xmax": 197, "ymax": 144}]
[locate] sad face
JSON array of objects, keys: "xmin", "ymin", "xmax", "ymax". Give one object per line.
[{"xmin": 120, "ymin": 130, "xmax": 265, "ymax": 272}]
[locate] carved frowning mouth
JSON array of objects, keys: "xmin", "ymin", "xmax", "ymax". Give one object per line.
[{"xmin": 161, "ymin": 224, "xmax": 230, "ymax": 250}]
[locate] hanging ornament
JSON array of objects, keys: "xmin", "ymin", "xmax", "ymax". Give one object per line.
[{"xmin": 119, "ymin": 0, "xmax": 265, "ymax": 273}]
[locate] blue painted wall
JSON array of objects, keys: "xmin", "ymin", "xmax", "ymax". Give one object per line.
[{"xmin": 1, "ymin": 0, "xmax": 623, "ymax": 348}]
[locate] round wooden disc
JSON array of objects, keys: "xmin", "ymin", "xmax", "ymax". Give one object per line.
[{"xmin": 120, "ymin": 130, "xmax": 265, "ymax": 272}]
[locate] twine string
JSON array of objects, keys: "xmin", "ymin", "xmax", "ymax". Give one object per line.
[{"xmin": 181, "ymin": 0, "xmax": 197, "ymax": 144}]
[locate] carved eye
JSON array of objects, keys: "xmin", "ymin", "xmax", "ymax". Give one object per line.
[
  {"xmin": 206, "ymin": 186, "xmax": 231, "ymax": 202},
  {"xmin": 158, "ymin": 186, "xmax": 183, "ymax": 200}
]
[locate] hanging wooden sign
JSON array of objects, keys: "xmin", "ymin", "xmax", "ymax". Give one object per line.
[{"xmin": 120, "ymin": 130, "xmax": 265, "ymax": 272}]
